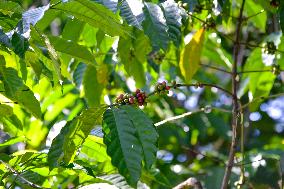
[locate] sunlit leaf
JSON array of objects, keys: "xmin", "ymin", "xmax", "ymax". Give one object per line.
[
  {"xmin": 179, "ymin": 28, "xmax": 205, "ymax": 82},
  {"xmin": 53, "ymin": 0, "xmax": 130, "ymax": 37}
]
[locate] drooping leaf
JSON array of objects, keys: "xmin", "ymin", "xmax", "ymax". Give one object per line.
[
  {"xmin": 53, "ymin": 0, "xmax": 130, "ymax": 37},
  {"xmin": 120, "ymin": 105, "xmax": 158, "ymax": 169},
  {"xmin": 179, "ymin": 28, "xmax": 205, "ymax": 82},
  {"xmin": 83, "ymin": 65, "xmax": 105, "ymax": 107},
  {"xmin": 48, "ymin": 107, "xmax": 107, "ymax": 169},
  {"xmin": 35, "ymin": 9, "xmax": 61, "ymax": 31},
  {"xmin": 160, "ymin": 0, "xmax": 182, "ymax": 47},
  {"xmin": 103, "ymin": 107, "xmax": 143, "ymax": 187},
  {"xmin": 142, "ymin": 2, "xmax": 169, "ymax": 50},
  {"xmin": 118, "ymin": 0, "xmax": 143, "ymax": 29}
]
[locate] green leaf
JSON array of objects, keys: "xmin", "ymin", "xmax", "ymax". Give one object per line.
[
  {"xmin": 0, "ymin": 104, "xmax": 13, "ymax": 117},
  {"xmin": 103, "ymin": 107, "xmax": 143, "ymax": 187},
  {"xmin": 118, "ymin": 29, "xmax": 151, "ymax": 87},
  {"xmin": 48, "ymin": 107, "xmax": 107, "ymax": 169},
  {"xmin": 142, "ymin": 2, "xmax": 169, "ymax": 50},
  {"xmin": 160, "ymin": 0, "xmax": 182, "ymax": 47},
  {"xmin": 48, "ymin": 35, "xmax": 96, "ymax": 64},
  {"xmin": 83, "ymin": 65, "xmax": 104, "ymax": 107},
  {"xmin": 53, "ymin": 0, "xmax": 130, "ymax": 37},
  {"xmin": 0, "ymin": 136, "xmax": 26, "ymax": 149},
  {"xmin": 245, "ymin": 0, "xmax": 267, "ymax": 32},
  {"xmin": 118, "ymin": 0, "xmax": 143, "ymax": 29},
  {"xmin": 243, "ymin": 48, "xmax": 276, "ymax": 109},
  {"xmin": 0, "ymin": 114, "xmax": 23, "ymax": 136},
  {"xmin": 35, "ymin": 9, "xmax": 61, "ymax": 31},
  {"xmin": 11, "ymin": 33, "xmax": 29, "ymax": 58},
  {"xmin": 0, "ymin": 65, "xmax": 41, "ymax": 119},
  {"xmin": 62, "ymin": 18, "xmax": 85, "ymax": 41},
  {"xmin": 120, "ymin": 105, "xmax": 158, "ymax": 169},
  {"xmin": 0, "ymin": 1, "xmax": 23, "ymax": 16},
  {"xmin": 179, "ymin": 28, "xmax": 205, "ymax": 82},
  {"xmin": 73, "ymin": 62, "xmax": 87, "ymax": 87}
]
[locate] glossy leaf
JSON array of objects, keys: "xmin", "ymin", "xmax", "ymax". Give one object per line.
[
  {"xmin": 118, "ymin": 0, "xmax": 143, "ymax": 29},
  {"xmin": 103, "ymin": 107, "xmax": 143, "ymax": 187},
  {"xmin": 120, "ymin": 105, "xmax": 158, "ymax": 169},
  {"xmin": 160, "ymin": 0, "xmax": 182, "ymax": 47},
  {"xmin": 179, "ymin": 28, "xmax": 205, "ymax": 82},
  {"xmin": 142, "ymin": 2, "xmax": 169, "ymax": 50}
]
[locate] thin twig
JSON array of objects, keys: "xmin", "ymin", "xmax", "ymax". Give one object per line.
[
  {"xmin": 244, "ymin": 10, "xmax": 265, "ymax": 21},
  {"xmin": 182, "ymin": 146, "xmax": 226, "ymax": 165},
  {"xmin": 199, "ymin": 63, "xmax": 233, "ymax": 75},
  {"xmin": 176, "ymin": 83, "xmax": 234, "ymax": 97},
  {"xmin": 173, "ymin": 177, "xmax": 203, "ymax": 189},
  {"xmin": 238, "ymin": 69, "xmax": 281, "ymax": 74}
]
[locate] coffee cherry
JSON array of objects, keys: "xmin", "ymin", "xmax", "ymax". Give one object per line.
[
  {"xmin": 270, "ymin": 0, "xmax": 280, "ymax": 7},
  {"xmin": 165, "ymin": 86, "xmax": 171, "ymax": 90}
]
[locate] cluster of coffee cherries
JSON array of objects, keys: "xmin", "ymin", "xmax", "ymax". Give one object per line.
[
  {"xmin": 154, "ymin": 81, "xmax": 171, "ymax": 95},
  {"xmin": 270, "ymin": 0, "xmax": 280, "ymax": 7},
  {"xmin": 115, "ymin": 89, "xmax": 147, "ymax": 106}
]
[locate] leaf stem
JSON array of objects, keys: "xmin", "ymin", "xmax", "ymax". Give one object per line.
[{"xmin": 199, "ymin": 63, "xmax": 233, "ymax": 75}]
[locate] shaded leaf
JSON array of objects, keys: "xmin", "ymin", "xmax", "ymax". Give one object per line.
[{"xmin": 11, "ymin": 32, "xmax": 29, "ymax": 58}]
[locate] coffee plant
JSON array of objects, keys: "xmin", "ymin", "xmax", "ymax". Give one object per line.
[{"xmin": 0, "ymin": 0, "xmax": 284, "ymax": 188}]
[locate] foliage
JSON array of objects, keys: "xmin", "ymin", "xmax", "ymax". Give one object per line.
[{"xmin": 0, "ymin": 0, "xmax": 284, "ymax": 188}]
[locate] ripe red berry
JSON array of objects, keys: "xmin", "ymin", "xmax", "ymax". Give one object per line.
[
  {"xmin": 136, "ymin": 89, "xmax": 140, "ymax": 93},
  {"xmin": 119, "ymin": 94, "xmax": 124, "ymax": 99},
  {"xmin": 165, "ymin": 86, "xmax": 170, "ymax": 90},
  {"xmin": 129, "ymin": 98, "xmax": 134, "ymax": 104}
]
